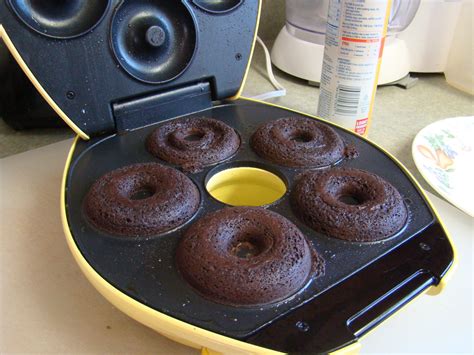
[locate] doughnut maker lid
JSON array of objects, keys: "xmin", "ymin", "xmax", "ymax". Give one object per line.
[
  {"xmin": 0, "ymin": 0, "xmax": 259, "ymax": 138},
  {"xmin": 0, "ymin": 1, "xmax": 456, "ymax": 354}
]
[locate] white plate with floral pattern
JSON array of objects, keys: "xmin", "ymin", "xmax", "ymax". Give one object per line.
[{"xmin": 412, "ymin": 116, "xmax": 474, "ymax": 217}]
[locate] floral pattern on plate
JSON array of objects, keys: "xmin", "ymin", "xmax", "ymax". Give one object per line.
[{"xmin": 412, "ymin": 116, "xmax": 474, "ymax": 217}]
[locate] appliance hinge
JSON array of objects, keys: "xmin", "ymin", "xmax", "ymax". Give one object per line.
[{"xmin": 112, "ymin": 82, "xmax": 212, "ymax": 133}]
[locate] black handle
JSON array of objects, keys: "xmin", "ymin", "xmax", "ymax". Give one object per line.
[
  {"xmin": 347, "ymin": 271, "xmax": 434, "ymax": 337},
  {"xmin": 245, "ymin": 222, "xmax": 454, "ymax": 354}
]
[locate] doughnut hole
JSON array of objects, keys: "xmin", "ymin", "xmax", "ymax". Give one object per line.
[
  {"xmin": 230, "ymin": 234, "xmax": 273, "ymax": 259},
  {"xmin": 338, "ymin": 194, "xmax": 362, "ymax": 205},
  {"xmin": 289, "ymin": 130, "xmax": 314, "ymax": 143},
  {"xmin": 325, "ymin": 176, "xmax": 376, "ymax": 207},
  {"xmin": 206, "ymin": 167, "xmax": 286, "ymax": 206},
  {"xmin": 168, "ymin": 126, "xmax": 213, "ymax": 150},
  {"xmin": 115, "ymin": 173, "xmax": 161, "ymax": 201},
  {"xmin": 129, "ymin": 185, "xmax": 156, "ymax": 200},
  {"xmin": 183, "ymin": 129, "xmax": 206, "ymax": 141},
  {"xmin": 174, "ymin": 127, "xmax": 207, "ymax": 142},
  {"xmin": 336, "ymin": 186, "xmax": 371, "ymax": 206}
]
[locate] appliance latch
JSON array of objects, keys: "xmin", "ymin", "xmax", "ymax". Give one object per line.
[{"xmin": 112, "ymin": 82, "xmax": 212, "ymax": 133}]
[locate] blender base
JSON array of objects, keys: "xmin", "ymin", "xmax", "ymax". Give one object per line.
[{"xmin": 271, "ymin": 26, "xmax": 411, "ymax": 86}]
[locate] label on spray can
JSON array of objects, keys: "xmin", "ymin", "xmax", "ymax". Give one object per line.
[{"xmin": 317, "ymin": 0, "xmax": 391, "ymax": 136}]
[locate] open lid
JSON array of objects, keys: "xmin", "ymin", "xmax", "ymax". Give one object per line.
[{"xmin": 0, "ymin": 0, "xmax": 261, "ymax": 139}]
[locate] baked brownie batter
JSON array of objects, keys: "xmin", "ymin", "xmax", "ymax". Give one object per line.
[
  {"xmin": 84, "ymin": 163, "xmax": 200, "ymax": 236},
  {"xmin": 147, "ymin": 117, "xmax": 240, "ymax": 172},
  {"xmin": 176, "ymin": 207, "xmax": 324, "ymax": 306},
  {"xmin": 251, "ymin": 116, "xmax": 355, "ymax": 168},
  {"xmin": 291, "ymin": 167, "xmax": 408, "ymax": 242}
]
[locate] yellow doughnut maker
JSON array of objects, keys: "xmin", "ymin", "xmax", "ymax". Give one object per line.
[{"xmin": 0, "ymin": 1, "xmax": 455, "ymax": 354}]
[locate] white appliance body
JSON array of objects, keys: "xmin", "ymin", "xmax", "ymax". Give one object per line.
[
  {"xmin": 271, "ymin": 0, "xmax": 463, "ymax": 85},
  {"xmin": 398, "ymin": 0, "xmax": 463, "ymax": 73}
]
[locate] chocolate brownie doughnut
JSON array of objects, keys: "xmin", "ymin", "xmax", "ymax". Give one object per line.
[
  {"xmin": 251, "ymin": 116, "xmax": 356, "ymax": 168},
  {"xmin": 176, "ymin": 207, "xmax": 324, "ymax": 306},
  {"xmin": 147, "ymin": 117, "xmax": 240, "ymax": 172},
  {"xmin": 291, "ymin": 168, "xmax": 407, "ymax": 242},
  {"xmin": 84, "ymin": 163, "xmax": 200, "ymax": 236}
]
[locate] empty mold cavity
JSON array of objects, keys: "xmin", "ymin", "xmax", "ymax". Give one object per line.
[
  {"xmin": 8, "ymin": 0, "xmax": 110, "ymax": 39},
  {"xmin": 206, "ymin": 167, "xmax": 286, "ymax": 206},
  {"xmin": 192, "ymin": 0, "xmax": 243, "ymax": 13},
  {"xmin": 110, "ymin": 0, "xmax": 196, "ymax": 83}
]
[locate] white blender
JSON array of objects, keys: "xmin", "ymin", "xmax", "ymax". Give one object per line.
[{"xmin": 271, "ymin": 0, "xmax": 463, "ymax": 87}]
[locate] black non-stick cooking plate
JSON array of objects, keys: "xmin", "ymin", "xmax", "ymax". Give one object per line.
[{"xmin": 65, "ymin": 99, "xmax": 454, "ymax": 353}]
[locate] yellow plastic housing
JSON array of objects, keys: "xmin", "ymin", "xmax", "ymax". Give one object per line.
[{"xmin": 1, "ymin": 1, "xmax": 455, "ymax": 351}]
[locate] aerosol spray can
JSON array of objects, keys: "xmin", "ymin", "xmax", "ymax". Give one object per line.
[{"xmin": 317, "ymin": 0, "xmax": 392, "ymax": 136}]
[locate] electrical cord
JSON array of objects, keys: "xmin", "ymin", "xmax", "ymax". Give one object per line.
[{"xmin": 250, "ymin": 36, "xmax": 287, "ymax": 101}]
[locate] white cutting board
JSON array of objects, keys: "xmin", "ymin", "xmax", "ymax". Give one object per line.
[{"xmin": 0, "ymin": 140, "xmax": 472, "ymax": 353}]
